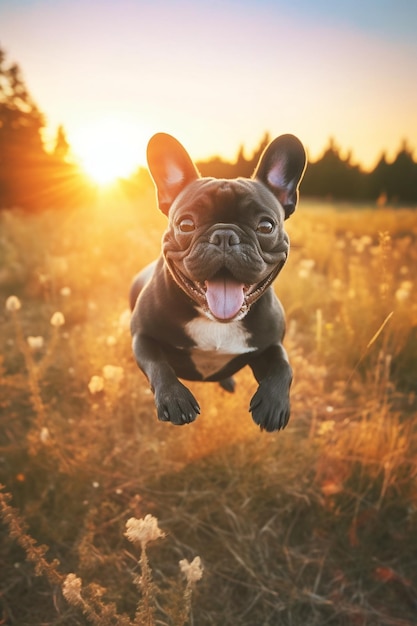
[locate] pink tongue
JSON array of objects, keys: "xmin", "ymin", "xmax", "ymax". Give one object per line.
[{"xmin": 205, "ymin": 276, "xmax": 245, "ymax": 320}]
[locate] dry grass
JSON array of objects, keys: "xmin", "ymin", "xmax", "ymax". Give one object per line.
[{"xmin": 1, "ymin": 188, "xmax": 417, "ymax": 625}]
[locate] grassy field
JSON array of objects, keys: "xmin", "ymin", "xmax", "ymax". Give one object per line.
[{"xmin": 1, "ymin": 189, "xmax": 417, "ymax": 625}]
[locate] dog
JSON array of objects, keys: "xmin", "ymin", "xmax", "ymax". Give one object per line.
[{"xmin": 130, "ymin": 132, "xmax": 306, "ymax": 432}]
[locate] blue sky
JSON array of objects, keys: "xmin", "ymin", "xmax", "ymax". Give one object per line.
[{"xmin": 1, "ymin": 0, "xmax": 416, "ymax": 175}]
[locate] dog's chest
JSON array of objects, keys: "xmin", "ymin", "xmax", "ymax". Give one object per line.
[{"xmin": 184, "ymin": 317, "xmax": 256, "ymax": 378}]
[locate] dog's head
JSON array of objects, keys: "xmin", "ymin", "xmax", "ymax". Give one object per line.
[{"xmin": 147, "ymin": 133, "xmax": 306, "ymax": 322}]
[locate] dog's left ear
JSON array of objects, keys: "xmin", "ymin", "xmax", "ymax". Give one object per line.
[
  {"xmin": 254, "ymin": 134, "xmax": 307, "ymax": 219},
  {"xmin": 147, "ymin": 133, "xmax": 200, "ymax": 215}
]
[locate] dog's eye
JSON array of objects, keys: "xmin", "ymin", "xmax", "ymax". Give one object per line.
[
  {"xmin": 257, "ymin": 219, "xmax": 275, "ymax": 234},
  {"xmin": 178, "ymin": 218, "xmax": 195, "ymax": 233}
]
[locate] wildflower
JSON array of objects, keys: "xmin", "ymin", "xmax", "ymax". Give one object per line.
[
  {"xmin": 88, "ymin": 375, "xmax": 104, "ymax": 394},
  {"xmin": 62, "ymin": 573, "xmax": 83, "ymax": 605},
  {"xmin": 298, "ymin": 258, "xmax": 315, "ymax": 279},
  {"xmin": 395, "ymin": 281, "xmax": 413, "ymax": 303},
  {"xmin": 50, "ymin": 311, "xmax": 65, "ymax": 327},
  {"xmin": 125, "ymin": 514, "xmax": 165, "ymax": 547},
  {"xmin": 179, "ymin": 556, "xmax": 204, "ymax": 584},
  {"xmin": 5, "ymin": 295, "xmax": 21, "ymax": 311},
  {"xmin": 27, "ymin": 336, "xmax": 44, "ymax": 350},
  {"xmin": 102, "ymin": 364, "xmax": 124, "ymax": 383},
  {"xmin": 60, "ymin": 286, "xmax": 71, "ymax": 297},
  {"xmin": 317, "ymin": 420, "xmax": 335, "ymax": 436},
  {"xmin": 40, "ymin": 427, "xmax": 50, "ymax": 444}
]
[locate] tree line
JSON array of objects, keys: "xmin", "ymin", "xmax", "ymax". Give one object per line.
[
  {"xmin": 1, "ymin": 46, "xmax": 416, "ymax": 210},
  {"xmin": 197, "ymin": 134, "xmax": 417, "ymax": 205}
]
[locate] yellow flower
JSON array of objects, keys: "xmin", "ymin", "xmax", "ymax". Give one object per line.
[
  {"xmin": 125, "ymin": 515, "xmax": 165, "ymax": 547},
  {"xmin": 5, "ymin": 295, "xmax": 21, "ymax": 311},
  {"xmin": 50, "ymin": 311, "xmax": 65, "ymax": 327},
  {"xmin": 317, "ymin": 420, "xmax": 335, "ymax": 436}
]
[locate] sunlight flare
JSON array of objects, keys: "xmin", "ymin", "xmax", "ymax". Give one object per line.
[{"xmin": 70, "ymin": 116, "xmax": 146, "ymax": 185}]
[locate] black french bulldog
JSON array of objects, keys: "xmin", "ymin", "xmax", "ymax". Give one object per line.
[{"xmin": 130, "ymin": 133, "xmax": 306, "ymax": 432}]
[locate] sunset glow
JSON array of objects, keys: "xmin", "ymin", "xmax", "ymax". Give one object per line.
[
  {"xmin": 1, "ymin": 1, "xmax": 417, "ymax": 173},
  {"xmin": 71, "ymin": 117, "xmax": 146, "ymax": 185}
]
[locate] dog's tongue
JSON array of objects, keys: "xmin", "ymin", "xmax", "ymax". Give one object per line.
[{"xmin": 205, "ymin": 276, "xmax": 245, "ymax": 320}]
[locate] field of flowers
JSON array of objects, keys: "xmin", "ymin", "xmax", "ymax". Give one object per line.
[{"xmin": 1, "ymin": 189, "xmax": 417, "ymax": 625}]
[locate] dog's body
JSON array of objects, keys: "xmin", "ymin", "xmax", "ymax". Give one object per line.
[{"xmin": 130, "ymin": 133, "xmax": 306, "ymax": 432}]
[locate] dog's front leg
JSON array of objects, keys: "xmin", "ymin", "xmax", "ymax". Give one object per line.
[
  {"xmin": 132, "ymin": 333, "xmax": 200, "ymax": 425},
  {"xmin": 248, "ymin": 345, "xmax": 293, "ymax": 432}
]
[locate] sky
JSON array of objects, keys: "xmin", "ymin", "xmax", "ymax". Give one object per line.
[{"xmin": 1, "ymin": 0, "xmax": 417, "ymax": 180}]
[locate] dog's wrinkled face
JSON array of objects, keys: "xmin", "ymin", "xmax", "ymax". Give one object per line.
[
  {"xmin": 147, "ymin": 132, "xmax": 306, "ymax": 322},
  {"xmin": 163, "ymin": 178, "xmax": 289, "ymax": 321}
]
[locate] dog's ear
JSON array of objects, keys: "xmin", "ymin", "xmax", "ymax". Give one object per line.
[
  {"xmin": 147, "ymin": 133, "xmax": 200, "ymax": 215},
  {"xmin": 254, "ymin": 134, "xmax": 307, "ymax": 219}
]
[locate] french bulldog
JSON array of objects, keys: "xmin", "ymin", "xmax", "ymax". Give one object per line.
[{"xmin": 130, "ymin": 132, "xmax": 306, "ymax": 432}]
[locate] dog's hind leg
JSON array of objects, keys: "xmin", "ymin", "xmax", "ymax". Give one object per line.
[{"xmin": 219, "ymin": 377, "xmax": 236, "ymax": 393}]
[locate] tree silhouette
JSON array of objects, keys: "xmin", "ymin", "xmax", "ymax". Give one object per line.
[
  {"xmin": 0, "ymin": 48, "xmax": 47, "ymax": 208},
  {"xmin": 1, "ymin": 46, "xmax": 416, "ymax": 208},
  {"xmin": 197, "ymin": 133, "xmax": 417, "ymax": 204},
  {"xmin": 0, "ymin": 47, "xmax": 89, "ymax": 210},
  {"xmin": 53, "ymin": 125, "xmax": 70, "ymax": 161}
]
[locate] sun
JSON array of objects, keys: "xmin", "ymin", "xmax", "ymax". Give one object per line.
[{"xmin": 70, "ymin": 116, "xmax": 147, "ymax": 185}]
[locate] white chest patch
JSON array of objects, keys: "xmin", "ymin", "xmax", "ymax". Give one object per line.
[{"xmin": 185, "ymin": 316, "xmax": 256, "ymax": 378}]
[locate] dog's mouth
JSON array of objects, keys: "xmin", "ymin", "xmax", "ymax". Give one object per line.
[{"xmin": 169, "ymin": 264, "xmax": 281, "ymax": 322}]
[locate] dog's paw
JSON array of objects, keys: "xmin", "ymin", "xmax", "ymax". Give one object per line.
[
  {"xmin": 249, "ymin": 377, "xmax": 290, "ymax": 432},
  {"xmin": 219, "ymin": 377, "xmax": 236, "ymax": 393},
  {"xmin": 155, "ymin": 381, "xmax": 200, "ymax": 425}
]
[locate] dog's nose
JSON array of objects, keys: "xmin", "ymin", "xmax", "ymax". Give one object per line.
[{"xmin": 209, "ymin": 228, "xmax": 240, "ymax": 248}]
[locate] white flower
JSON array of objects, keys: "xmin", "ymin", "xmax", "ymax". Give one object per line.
[
  {"xmin": 40, "ymin": 427, "xmax": 50, "ymax": 443},
  {"xmin": 298, "ymin": 258, "xmax": 315, "ymax": 279},
  {"xmin": 5, "ymin": 295, "xmax": 21, "ymax": 311},
  {"xmin": 102, "ymin": 364, "xmax": 124, "ymax": 383},
  {"xmin": 125, "ymin": 515, "xmax": 165, "ymax": 547},
  {"xmin": 62, "ymin": 573, "xmax": 83, "ymax": 605},
  {"xmin": 88, "ymin": 375, "xmax": 104, "ymax": 394},
  {"xmin": 50, "ymin": 311, "xmax": 65, "ymax": 327},
  {"xmin": 27, "ymin": 336, "xmax": 44, "ymax": 350},
  {"xmin": 179, "ymin": 556, "xmax": 204, "ymax": 584},
  {"xmin": 395, "ymin": 281, "xmax": 413, "ymax": 303}
]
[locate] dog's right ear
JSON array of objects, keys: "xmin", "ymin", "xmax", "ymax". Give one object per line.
[{"xmin": 147, "ymin": 133, "xmax": 200, "ymax": 215}]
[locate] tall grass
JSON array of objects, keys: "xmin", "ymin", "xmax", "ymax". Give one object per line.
[{"xmin": 1, "ymin": 191, "xmax": 417, "ymax": 624}]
